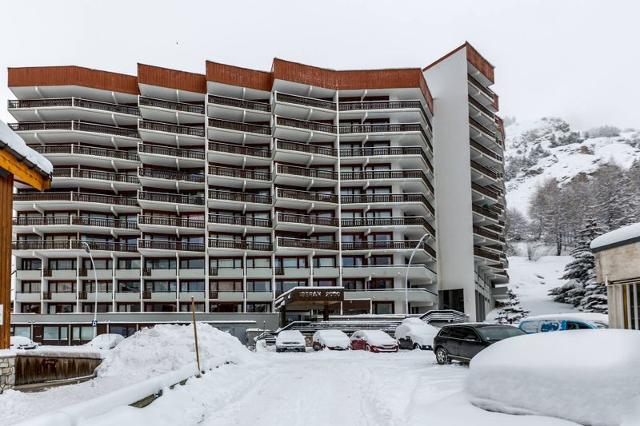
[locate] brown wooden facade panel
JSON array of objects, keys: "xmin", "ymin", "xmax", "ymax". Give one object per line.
[
  {"xmin": 8, "ymin": 66, "xmax": 139, "ymax": 95},
  {"xmin": 137, "ymin": 64, "xmax": 206, "ymax": 94},
  {"xmin": 465, "ymin": 43, "xmax": 494, "ymax": 83},
  {"xmin": 0, "ymin": 173, "xmax": 14, "ymax": 349},
  {"xmin": 206, "ymin": 61, "xmax": 272, "ymax": 92}
]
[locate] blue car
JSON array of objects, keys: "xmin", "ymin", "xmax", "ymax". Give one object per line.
[{"xmin": 518, "ymin": 314, "xmax": 608, "ymax": 334}]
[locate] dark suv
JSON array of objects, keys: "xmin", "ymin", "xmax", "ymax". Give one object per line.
[{"xmin": 433, "ymin": 323, "xmax": 524, "ymax": 364}]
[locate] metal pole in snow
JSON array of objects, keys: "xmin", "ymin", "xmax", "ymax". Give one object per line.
[{"xmin": 191, "ymin": 296, "xmax": 201, "ymax": 374}]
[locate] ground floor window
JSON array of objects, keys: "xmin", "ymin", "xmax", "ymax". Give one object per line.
[
  {"xmin": 43, "ymin": 325, "xmax": 68, "ymax": 341},
  {"xmin": 210, "ymin": 303, "xmax": 242, "ymax": 313},
  {"xmin": 82, "ymin": 303, "xmax": 111, "ymax": 313},
  {"xmin": 373, "ymin": 301, "xmax": 394, "ymax": 314},
  {"xmin": 47, "ymin": 303, "xmax": 75, "ymax": 314},
  {"xmin": 179, "ymin": 302, "xmax": 205, "ymax": 312},
  {"xmin": 72, "ymin": 325, "xmax": 94, "ymax": 341},
  {"xmin": 144, "ymin": 303, "xmax": 177, "ymax": 312},
  {"xmin": 21, "ymin": 303, "xmax": 40, "ymax": 313},
  {"xmin": 110, "ymin": 324, "xmax": 137, "ymax": 337},
  {"xmin": 12, "ymin": 326, "xmax": 31, "ymax": 338},
  {"xmin": 246, "ymin": 302, "xmax": 271, "ymax": 313},
  {"xmin": 117, "ymin": 303, "xmax": 141, "ymax": 312},
  {"xmin": 440, "ymin": 289, "xmax": 464, "ymax": 313}
]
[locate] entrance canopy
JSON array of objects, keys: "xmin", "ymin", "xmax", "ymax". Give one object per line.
[{"xmin": 275, "ymin": 286, "xmax": 344, "ymax": 312}]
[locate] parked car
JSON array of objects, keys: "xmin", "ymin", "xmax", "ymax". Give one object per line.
[
  {"xmin": 350, "ymin": 330, "xmax": 398, "ymax": 353},
  {"xmin": 519, "ymin": 313, "xmax": 608, "ymax": 334},
  {"xmin": 10, "ymin": 335, "xmax": 38, "ymax": 350},
  {"xmin": 312, "ymin": 330, "xmax": 350, "ymax": 351},
  {"xmin": 86, "ymin": 333, "xmax": 124, "ymax": 350},
  {"xmin": 395, "ymin": 317, "xmax": 439, "ymax": 350},
  {"xmin": 275, "ymin": 330, "xmax": 306, "ymax": 352},
  {"xmin": 433, "ymin": 323, "xmax": 524, "ymax": 364}
]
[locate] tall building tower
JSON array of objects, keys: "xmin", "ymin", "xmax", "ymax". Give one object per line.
[{"xmin": 424, "ymin": 43, "xmax": 508, "ymax": 321}]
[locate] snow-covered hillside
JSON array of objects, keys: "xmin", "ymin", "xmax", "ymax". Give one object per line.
[{"xmin": 504, "ymin": 117, "xmax": 640, "ymax": 215}]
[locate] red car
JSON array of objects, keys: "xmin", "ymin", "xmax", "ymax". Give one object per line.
[{"xmin": 350, "ymin": 330, "xmax": 398, "ymax": 352}]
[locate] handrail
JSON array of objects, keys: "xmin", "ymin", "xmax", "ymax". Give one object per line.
[
  {"xmin": 471, "ymin": 182, "xmax": 501, "ymax": 200},
  {"xmin": 8, "ymin": 97, "xmax": 140, "ymax": 116},
  {"xmin": 277, "ymin": 237, "xmax": 339, "ymax": 250},
  {"xmin": 468, "ymin": 96, "xmax": 495, "ymax": 119},
  {"xmin": 53, "ymin": 168, "xmax": 138, "ymax": 184},
  {"xmin": 138, "ymin": 215, "xmax": 205, "ymax": 228},
  {"xmin": 208, "ymin": 95, "xmax": 270, "ymax": 112},
  {"xmin": 276, "ymin": 93, "xmax": 336, "ymax": 111},
  {"xmin": 208, "ymin": 190, "xmax": 271, "ymax": 204},
  {"xmin": 276, "ymin": 117, "xmax": 336, "ymax": 134},
  {"xmin": 341, "ymin": 216, "xmax": 427, "ymax": 228},
  {"xmin": 472, "ymin": 204, "xmax": 500, "ymax": 220},
  {"xmin": 12, "ymin": 240, "xmax": 137, "ymax": 252},
  {"xmin": 139, "ymin": 120, "xmax": 205, "ymax": 137},
  {"xmin": 340, "ymin": 169, "xmax": 432, "ymax": 190},
  {"xmin": 341, "ymin": 193, "xmax": 434, "ymax": 215},
  {"xmin": 473, "ymin": 226, "xmax": 505, "ymax": 242},
  {"xmin": 139, "ymin": 96, "xmax": 204, "ymax": 114},
  {"xmin": 468, "ymin": 74, "xmax": 496, "ymax": 99},
  {"xmin": 208, "ymin": 239, "xmax": 273, "ymax": 251},
  {"xmin": 208, "ymin": 118, "xmax": 271, "ymax": 135},
  {"xmin": 276, "ymin": 139, "xmax": 337, "ymax": 157},
  {"xmin": 470, "ymin": 139, "xmax": 503, "ymax": 162},
  {"xmin": 138, "ymin": 191, "xmax": 205, "ymax": 205},
  {"xmin": 469, "ymin": 117, "xmax": 496, "ymax": 140},
  {"xmin": 470, "ymin": 160, "xmax": 501, "ymax": 179},
  {"xmin": 138, "ymin": 143, "xmax": 205, "ymax": 160},
  {"xmin": 12, "ymin": 216, "xmax": 137, "ymax": 229},
  {"xmin": 276, "ymin": 164, "xmax": 337, "ymax": 180},
  {"xmin": 139, "ymin": 167, "xmax": 205, "ymax": 183},
  {"xmin": 276, "ymin": 188, "xmax": 337, "ymax": 203},
  {"xmin": 342, "ymin": 240, "xmax": 436, "ymax": 257},
  {"xmin": 138, "ymin": 239, "xmax": 205, "ymax": 252},
  {"xmin": 338, "ymin": 100, "xmax": 431, "ymax": 131},
  {"xmin": 33, "ymin": 144, "xmax": 139, "ymax": 161},
  {"xmin": 208, "ymin": 165, "xmax": 271, "ymax": 181},
  {"xmin": 339, "ymin": 123, "xmax": 432, "ymax": 152},
  {"xmin": 474, "ymin": 246, "xmax": 501, "ymax": 262},
  {"xmin": 9, "ymin": 121, "xmax": 139, "ymax": 138},
  {"xmin": 208, "ymin": 141, "xmax": 271, "ymax": 158},
  {"xmin": 14, "ymin": 191, "xmax": 138, "ymax": 206},
  {"xmin": 277, "ymin": 212, "xmax": 339, "ymax": 227},
  {"xmin": 209, "ymin": 214, "xmax": 272, "ymax": 227}
]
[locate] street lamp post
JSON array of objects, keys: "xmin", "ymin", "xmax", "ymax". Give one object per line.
[
  {"xmin": 82, "ymin": 242, "xmax": 99, "ymax": 338},
  {"xmin": 404, "ymin": 234, "xmax": 431, "ymax": 315}
]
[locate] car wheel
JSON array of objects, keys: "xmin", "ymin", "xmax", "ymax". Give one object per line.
[
  {"xmin": 365, "ymin": 344, "xmax": 371, "ymax": 352},
  {"xmin": 312, "ymin": 343, "xmax": 322, "ymax": 351},
  {"xmin": 413, "ymin": 342, "xmax": 420, "ymax": 350},
  {"xmin": 435, "ymin": 346, "xmax": 450, "ymax": 365}
]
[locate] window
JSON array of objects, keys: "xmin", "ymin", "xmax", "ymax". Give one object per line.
[
  {"xmin": 117, "ymin": 281, "xmax": 140, "ymax": 293},
  {"xmin": 13, "ymin": 326, "xmax": 31, "ymax": 338},
  {"xmin": 342, "ymin": 256, "xmax": 365, "ymax": 267},
  {"xmin": 276, "ymin": 257, "xmax": 308, "ymax": 269},
  {"xmin": 82, "ymin": 281, "xmax": 112, "ymax": 293},
  {"xmin": 72, "ymin": 326, "xmax": 94, "ymax": 341},
  {"xmin": 313, "ymin": 279, "xmax": 336, "ymax": 287},
  {"xmin": 180, "ymin": 280, "xmax": 205, "ymax": 292},
  {"xmin": 371, "ymin": 255, "xmax": 392, "ymax": 266},
  {"xmin": 48, "ymin": 259, "xmax": 76, "ymax": 271},
  {"xmin": 43, "ymin": 325, "xmax": 68, "ymax": 341},
  {"xmin": 210, "ymin": 303, "xmax": 242, "ymax": 313},
  {"xmin": 179, "ymin": 303, "xmax": 205, "ymax": 312},
  {"xmin": 180, "ymin": 258, "xmax": 205, "ymax": 269},
  {"xmin": 49, "ymin": 281, "xmax": 75, "ymax": 293},
  {"xmin": 21, "ymin": 304, "xmax": 40, "ymax": 313},
  {"xmin": 82, "ymin": 258, "xmax": 112, "ymax": 270},
  {"xmin": 20, "ymin": 281, "xmax": 40, "ymax": 293},
  {"xmin": 343, "ymin": 279, "xmax": 365, "ymax": 291},
  {"xmin": 247, "ymin": 280, "xmax": 271, "ymax": 292},
  {"xmin": 145, "ymin": 280, "xmax": 177, "ymax": 293},
  {"xmin": 276, "ymin": 280, "xmax": 307, "ymax": 295},
  {"xmin": 246, "ymin": 303, "xmax": 271, "ymax": 313},
  {"xmin": 20, "ymin": 258, "xmax": 41, "ymax": 271},
  {"xmin": 211, "ymin": 258, "xmax": 243, "ymax": 269},
  {"xmin": 144, "ymin": 303, "xmax": 177, "ymax": 312},
  {"xmin": 117, "ymin": 303, "xmax": 141, "ymax": 312},
  {"xmin": 313, "ymin": 256, "xmax": 336, "ymax": 268},
  {"xmin": 118, "ymin": 258, "xmax": 141, "ymax": 270},
  {"xmin": 145, "ymin": 258, "xmax": 176, "ymax": 270},
  {"xmin": 82, "ymin": 303, "xmax": 111, "ymax": 313},
  {"xmin": 210, "ymin": 280, "xmax": 242, "ymax": 292},
  {"xmin": 373, "ymin": 302, "xmax": 394, "ymax": 314},
  {"xmin": 370, "ymin": 279, "xmax": 393, "ymax": 290}
]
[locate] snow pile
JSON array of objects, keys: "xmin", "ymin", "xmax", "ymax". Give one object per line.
[
  {"xmin": 467, "ymin": 330, "xmax": 640, "ymax": 425},
  {"xmin": 98, "ymin": 323, "xmax": 252, "ymax": 379},
  {"xmin": 0, "ymin": 120, "xmax": 52, "ymax": 175},
  {"xmin": 591, "ymin": 222, "xmax": 640, "ymax": 251}
]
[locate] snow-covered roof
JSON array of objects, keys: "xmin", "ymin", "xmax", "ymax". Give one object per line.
[
  {"xmin": 0, "ymin": 119, "xmax": 53, "ymax": 176},
  {"xmin": 590, "ymin": 222, "xmax": 640, "ymax": 252}
]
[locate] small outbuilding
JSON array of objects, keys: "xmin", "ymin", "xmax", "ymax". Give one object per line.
[
  {"xmin": 591, "ymin": 223, "xmax": 640, "ymax": 330},
  {"xmin": 0, "ymin": 120, "xmax": 52, "ymax": 349}
]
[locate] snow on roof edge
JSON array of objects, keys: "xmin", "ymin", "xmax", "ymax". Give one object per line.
[
  {"xmin": 0, "ymin": 120, "xmax": 53, "ymax": 177},
  {"xmin": 590, "ymin": 222, "xmax": 640, "ymax": 252}
]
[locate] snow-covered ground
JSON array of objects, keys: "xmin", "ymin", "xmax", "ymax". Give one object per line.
[{"xmin": 83, "ymin": 350, "xmax": 577, "ymax": 426}]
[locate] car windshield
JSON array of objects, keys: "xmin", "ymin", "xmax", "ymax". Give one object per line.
[
  {"xmin": 593, "ymin": 321, "xmax": 608, "ymax": 329},
  {"xmin": 476, "ymin": 326, "xmax": 524, "ymax": 341}
]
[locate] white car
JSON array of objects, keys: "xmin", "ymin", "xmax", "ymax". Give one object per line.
[
  {"xmin": 85, "ymin": 333, "xmax": 124, "ymax": 350},
  {"xmin": 10, "ymin": 335, "xmax": 38, "ymax": 350},
  {"xmin": 312, "ymin": 330, "xmax": 350, "ymax": 351},
  {"xmin": 395, "ymin": 317, "xmax": 439, "ymax": 350},
  {"xmin": 275, "ymin": 330, "xmax": 306, "ymax": 352},
  {"xmin": 350, "ymin": 330, "xmax": 398, "ymax": 352}
]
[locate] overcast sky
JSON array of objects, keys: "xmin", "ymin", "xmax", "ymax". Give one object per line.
[{"xmin": 1, "ymin": 0, "xmax": 638, "ymax": 130}]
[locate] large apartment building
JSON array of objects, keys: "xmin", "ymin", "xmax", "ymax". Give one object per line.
[{"xmin": 7, "ymin": 42, "xmax": 506, "ymax": 344}]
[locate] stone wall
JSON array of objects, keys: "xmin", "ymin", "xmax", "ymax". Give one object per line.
[{"xmin": 0, "ymin": 354, "xmax": 16, "ymax": 392}]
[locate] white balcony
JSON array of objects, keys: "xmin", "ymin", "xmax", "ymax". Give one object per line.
[
  {"xmin": 9, "ymin": 121, "xmax": 140, "ymax": 148},
  {"xmin": 8, "ymin": 98, "xmax": 139, "ymax": 126}
]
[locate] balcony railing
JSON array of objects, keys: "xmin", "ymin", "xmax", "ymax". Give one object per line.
[
  {"xmin": 208, "ymin": 95, "xmax": 270, "ymax": 112},
  {"xmin": 339, "ymin": 100, "xmax": 431, "ymax": 130},
  {"xmin": 209, "ymin": 239, "xmax": 272, "ymax": 251},
  {"xmin": 276, "ymin": 93, "xmax": 336, "ymax": 111},
  {"xmin": 138, "ymin": 167, "xmax": 205, "ymax": 183},
  {"xmin": 12, "ymin": 216, "xmax": 138, "ymax": 229},
  {"xmin": 276, "ymin": 117, "xmax": 336, "ymax": 134},
  {"xmin": 53, "ymin": 168, "xmax": 138, "ymax": 184},
  {"xmin": 12, "ymin": 240, "xmax": 137, "ymax": 252},
  {"xmin": 470, "ymin": 139, "xmax": 503, "ymax": 162},
  {"xmin": 139, "ymin": 120, "xmax": 205, "ymax": 137},
  {"xmin": 208, "ymin": 190, "xmax": 271, "ymax": 204},
  {"xmin": 340, "ymin": 146, "xmax": 433, "ymax": 173},
  {"xmin": 277, "ymin": 237, "xmax": 338, "ymax": 250},
  {"xmin": 277, "ymin": 212, "xmax": 339, "ymax": 227},
  {"xmin": 138, "ymin": 191, "xmax": 205, "ymax": 206},
  {"xmin": 472, "ymin": 204, "xmax": 500, "ymax": 221},
  {"xmin": 276, "ymin": 164, "xmax": 337, "ymax": 180},
  {"xmin": 208, "ymin": 118, "xmax": 271, "ymax": 135},
  {"xmin": 469, "ymin": 117, "xmax": 496, "ymax": 140},
  {"xmin": 474, "ymin": 246, "xmax": 501, "ymax": 262},
  {"xmin": 8, "ymin": 98, "xmax": 140, "ymax": 116},
  {"xmin": 276, "ymin": 188, "xmax": 337, "ymax": 203},
  {"xmin": 139, "ymin": 97, "xmax": 204, "ymax": 114},
  {"xmin": 468, "ymin": 74, "xmax": 495, "ymax": 99},
  {"xmin": 468, "ymin": 96, "xmax": 495, "ymax": 119},
  {"xmin": 473, "ymin": 226, "xmax": 505, "ymax": 243},
  {"xmin": 208, "ymin": 141, "xmax": 271, "ymax": 158},
  {"xmin": 33, "ymin": 144, "xmax": 139, "ymax": 161},
  {"xmin": 470, "ymin": 160, "xmax": 501, "ymax": 180},
  {"xmin": 471, "ymin": 183, "xmax": 501, "ymax": 200},
  {"xmin": 14, "ymin": 191, "xmax": 138, "ymax": 206},
  {"xmin": 276, "ymin": 139, "xmax": 337, "ymax": 157},
  {"xmin": 138, "ymin": 143, "xmax": 205, "ymax": 160},
  {"xmin": 341, "ymin": 216, "xmax": 428, "ymax": 228},
  {"xmin": 209, "ymin": 214, "xmax": 271, "ymax": 227},
  {"xmin": 9, "ymin": 121, "xmax": 139, "ymax": 138},
  {"xmin": 341, "ymin": 169, "xmax": 432, "ymax": 190},
  {"xmin": 208, "ymin": 165, "xmax": 271, "ymax": 181},
  {"xmin": 138, "ymin": 215, "xmax": 205, "ymax": 229},
  {"xmin": 138, "ymin": 239, "xmax": 205, "ymax": 252},
  {"xmin": 342, "ymin": 240, "xmax": 437, "ymax": 257},
  {"xmin": 341, "ymin": 193, "xmax": 435, "ymax": 216}
]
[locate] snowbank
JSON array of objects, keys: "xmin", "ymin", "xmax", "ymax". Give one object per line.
[
  {"xmin": 0, "ymin": 120, "xmax": 52, "ymax": 175},
  {"xmin": 467, "ymin": 330, "xmax": 640, "ymax": 425},
  {"xmin": 591, "ymin": 222, "xmax": 640, "ymax": 252},
  {"xmin": 98, "ymin": 323, "xmax": 252, "ymax": 379}
]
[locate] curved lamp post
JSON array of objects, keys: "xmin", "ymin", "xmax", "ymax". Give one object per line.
[
  {"xmin": 404, "ymin": 234, "xmax": 431, "ymax": 315},
  {"xmin": 81, "ymin": 242, "xmax": 99, "ymax": 338}
]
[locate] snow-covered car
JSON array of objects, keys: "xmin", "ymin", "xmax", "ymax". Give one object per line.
[
  {"xmin": 85, "ymin": 333, "xmax": 124, "ymax": 350},
  {"xmin": 395, "ymin": 318, "xmax": 439, "ymax": 350},
  {"xmin": 350, "ymin": 330, "xmax": 398, "ymax": 352},
  {"xmin": 518, "ymin": 313, "xmax": 608, "ymax": 334},
  {"xmin": 10, "ymin": 335, "xmax": 38, "ymax": 350},
  {"xmin": 467, "ymin": 329, "xmax": 640, "ymax": 426},
  {"xmin": 312, "ymin": 330, "xmax": 350, "ymax": 351},
  {"xmin": 275, "ymin": 330, "xmax": 306, "ymax": 352}
]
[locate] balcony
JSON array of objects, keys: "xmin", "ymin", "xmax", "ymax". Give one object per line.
[
  {"xmin": 208, "ymin": 94, "xmax": 270, "ymax": 112},
  {"xmin": 341, "ymin": 170, "xmax": 433, "ymax": 193},
  {"xmin": 276, "ymin": 212, "xmax": 339, "ymax": 229},
  {"xmin": 13, "ymin": 216, "xmax": 138, "ymax": 232},
  {"xmin": 138, "ymin": 167, "xmax": 205, "ymax": 189},
  {"xmin": 137, "ymin": 191, "xmax": 205, "ymax": 210},
  {"xmin": 52, "ymin": 168, "xmax": 139, "ymax": 190},
  {"xmin": 473, "ymin": 226, "xmax": 505, "ymax": 244},
  {"xmin": 9, "ymin": 121, "xmax": 140, "ymax": 146},
  {"xmin": 208, "ymin": 239, "xmax": 273, "ymax": 252},
  {"xmin": 339, "ymin": 123, "xmax": 431, "ymax": 151},
  {"xmin": 467, "ymin": 74, "xmax": 496, "ymax": 108},
  {"xmin": 207, "ymin": 118, "xmax": 271, "ymax": 143},
  {"xmin": 208, "ymin": 190, "xmax": 272, "ymax": 207},
  {"xmin": 469, "ymin": 117, "xmax": 499, "ymax": 148},
  {"xmin": 275, "ymin": 164, "xmax": 338, "ymax": 184},
  {"xmin": 8, "ymin": 98, "xmax": 139, "ymax": 126},
  {"xmin": 276, "ymin": 92, "xmax": 336, "ymax": 111},
  {"xmin": 138, "ymin": 239, "xmax": 205, "ymax": 253},
  {"xmin": 274, "ymin": 139, "xmax": 338, "ymax": 164},
  {"xmin": 33, "ymin": 143, "xmax": 139, "ymax": 164},
  {"xmin": 468, "ymin": 96, "xmax": 495, "ymax": 123},
  {"xmin": 471, "ymin": 182, "xmax": 501, "ymax": 202},
  {"xmin": 470, "ymin": 139, "xmax": 503, "ymax": 164},
  {"xmin": 339, "ymin": 146, "xmax": 432, "ymax": 170},
  {"xmin": 208, "ymin": 141, "xmax": 271, "ymax": 166},
  {"xmin": 342, "ymin": 240, "xmax": 436, "ymax": 258},
  {"xmin": 138, "ymin": 215, "xmax": 205, "ymax": 230},
  {"xmin": 138, "ymin": 143, "xmax": 205, "ymax": 167},
  {"xmin": 275, "ymin": 188, "xmax": 337, "ymax": 208},
  {"xmin": 13, "ymin": 191, "xmax": 139, "ymax": 212},
  {"xmin": 339, "ymin": 100, "xmax": 431, "ymax": 131},
  {"xmin": 341, "ymin": 193, "xmax": 435, "ymax": 216},
  {"xmin": 208, "ymin": 165, "xmax": 271, "ymax": 186},
  {"xmin": 138, "ymin": 120, "xmax": 205, "ymax": 145},
  {"xmin": 12, "ymin": 240, "xmax": 137, "ymax": 253},
  {"xmin": 208, "ymin": 214, "xmax": 272, "ymax": 229},
  {"xmin": 276, "ymin": 117, "xmax": 336, "ymax": 134},
  {"xmin": 341, "ymin": 216, "xmax": 433, "ymax": 233},
  {"xmin": 276, "ymin": 237, "xmax": 339, "ymax": 251},
  {"xmin": 474, "ymin": 246, "xmax": 501, "ymax": 263},
  {"xmin": 139, "ymin": 96, "xmax": 204, "ymax": 115},
  {"xmin": 472, "ymin": 204, "xmax": 502, "ymax": 223},
  {"xmin": 470, "ymin": 160, "xmax": 501, "ymax": 183}
]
